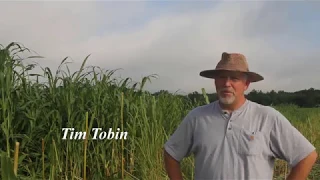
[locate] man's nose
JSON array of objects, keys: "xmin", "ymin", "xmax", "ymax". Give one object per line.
[{"xmin": 223, "ymin": 77, "xmax": 232, "ymax": 86}]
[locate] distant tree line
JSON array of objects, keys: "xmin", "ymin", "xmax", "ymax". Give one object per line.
[
  {"xmin": 153, "ymin": 88, "xmax": 320, "ymax": 108},
  {"xmin": 245, "ymin": 88, "xmax": 320, "ymax": 107}
]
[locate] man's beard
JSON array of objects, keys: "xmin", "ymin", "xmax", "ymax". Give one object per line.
[
  {"xmin": 219, "ymin": 95, "xmax": 235, "ymax": 105},
  {"xmin": 218, "ymin": 88, "xmax": 236, "ymax": 105}
]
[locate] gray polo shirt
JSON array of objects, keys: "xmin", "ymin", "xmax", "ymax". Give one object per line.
[{"xmin": 164, "ymin": 99, "xmax": 316, "ymax": 180}]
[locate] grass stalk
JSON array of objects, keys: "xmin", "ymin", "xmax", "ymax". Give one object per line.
[
  {"xmin": 13, "ymin": 141, "xmax": 20, "ymax": 176},
  {"xmin": 42, "ymin": 139, "xmax": 45, "ymax": 180},
  {"xmin": 84, "ymin": 112, "xmax": 88, "ymax": 180},
  {"xmin": 121, "ymin": 92, "xmax": 124, "ymax": 179}
]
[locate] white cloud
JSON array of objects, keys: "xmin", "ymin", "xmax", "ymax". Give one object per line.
[{"xmin": 0, "ymin": 1, "xmax": 319, "ymax": 94}]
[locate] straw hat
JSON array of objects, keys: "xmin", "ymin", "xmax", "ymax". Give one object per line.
[{"xmin": 199, "ymin": 52, "xmax": 264, "ymax": 82}]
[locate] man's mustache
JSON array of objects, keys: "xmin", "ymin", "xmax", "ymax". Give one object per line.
[{"xmin": 218, "ymin": 88, "xmax": 235, "ymax": 94}]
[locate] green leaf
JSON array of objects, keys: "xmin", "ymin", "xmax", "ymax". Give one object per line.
[{"xmin": 1, "ymin": 152, "xmax": 17, "ymax": 180}]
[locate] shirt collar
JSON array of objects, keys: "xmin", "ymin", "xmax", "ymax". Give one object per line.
[{"xmin": 216, "ymin": 99, "xmax": 249, "ymax": 115}]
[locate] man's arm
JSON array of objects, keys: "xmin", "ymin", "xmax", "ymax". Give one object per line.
[
  {"xmin": 268, "ymin": 108, "xmax": 317, "ymax": 179},
  {"xmin": 286, "ymin": 150, "xmax": 318, "ymax": 180},
  {"xmin": 164, "ymin": 150, "xmax": 183, "ymax": 180},
  {"xmin": 163, "ymin": 111, "xmax": 195, "ymax": 179}
]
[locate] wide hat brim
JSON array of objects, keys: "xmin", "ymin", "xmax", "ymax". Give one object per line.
[{"xmin": 199, "ymin": 69, "xmax": 264, "ymax": 82}]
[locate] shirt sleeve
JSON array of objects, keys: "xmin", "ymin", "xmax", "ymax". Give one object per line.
[
  {"xmin": 164, "ymin": 112, "xmax": 195, "ymax": 162},
  {"xmin": 269, "ymin": 109, "xmax": 316, "ymax": 168}
]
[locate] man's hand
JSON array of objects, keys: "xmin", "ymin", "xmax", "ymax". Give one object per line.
[
  {"xmin": 286, "ymin": 150, "xmax": 318, "ymax": 180},
  {"xmin": 164, "ymin": 150, "xmax": 184, "ymax": 180}
]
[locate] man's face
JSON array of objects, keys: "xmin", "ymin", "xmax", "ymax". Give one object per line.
[{"xmin": 214, "ymin": 71, "xmax": 250, "ymax": 105}]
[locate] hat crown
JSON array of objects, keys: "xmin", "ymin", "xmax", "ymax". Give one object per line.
[
  {"xmin": 215, "ymin": 52, "xmax": 249, "ymax": 72},
  {"xmin": 199, "ymin": 52, "xmax": 264, "ymax": 82}
]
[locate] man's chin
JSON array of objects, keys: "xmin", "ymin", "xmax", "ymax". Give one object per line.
[{"xmin": 219, "ymin": 97, "xmax": 235, "ymax": 105}]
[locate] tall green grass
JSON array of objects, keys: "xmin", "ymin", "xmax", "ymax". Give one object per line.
[{"xmin": 0, "ymin": 42, "xmax": 319, "ymax": 179}]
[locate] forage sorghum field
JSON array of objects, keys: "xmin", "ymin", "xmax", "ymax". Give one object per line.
[{"xmin": 0, "ymin": 43, "xmax": 319, "ymax": 180}]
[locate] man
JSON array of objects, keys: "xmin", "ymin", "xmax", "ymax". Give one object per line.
[{"xmin": 163, "ymin": 52, "xmax": 318, "ymax": 180}]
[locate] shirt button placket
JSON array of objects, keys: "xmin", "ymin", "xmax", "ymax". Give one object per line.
[{"xmin": 227, "ymin": 114, "xmax": 234, "ymax": 131}]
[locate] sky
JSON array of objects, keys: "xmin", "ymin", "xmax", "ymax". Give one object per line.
[{"xmin": 0, "ymin": 1, "xmax": 319, "ymax": 95}]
